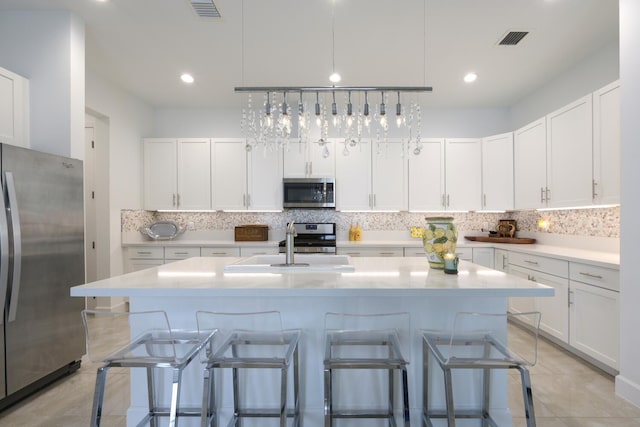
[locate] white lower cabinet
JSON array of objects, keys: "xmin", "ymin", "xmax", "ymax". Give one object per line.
[
  {"xmin": 472, "ymin": 247, "xmax": 494, "ymax": 269},
  {"xmin": 455, "ymin": 247, "xmax": 473, "ymax": 262},
  {"xmin": 404, "ymin": 247, "xmax": 426, "ymax": 257},
  {"xmin": 201, "ymin": 247, "xmax": 241, "ymax": 257},
  {"xmin": 338, "ymin": 247, "xmax": 404, "ymax": 257},
  {"xmin": 508, "ymin": 253, "xmax": 570, "ymax": 343},
  {"xmin": 240, "ymin": 246, "xmax": 279, "ymax": 256},
  {"xmin": 494, "ymin": 249, "xmax": 509, "ymax": 272},
  {"xmin": 569, "ymin": 262, "xmax": 619, "ymax": 369},
  {"xmin": 164, "ymin": 247, "xmax": 200, "ymax": 262},
  {"xmin": 124, "ymin": 247, "xmax": 165, "ymax": 273}
]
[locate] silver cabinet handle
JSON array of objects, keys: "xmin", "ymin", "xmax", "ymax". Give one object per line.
[
  {"xmin": 177, "ymin": 193, "xmax": 180, "ymax": 207},
  {"xmin": 579, "ymin": 271, "xmax": 603, "ymax": 279},
  {"xmin": 592, "ymin": 179, "xmax": 598, "ymax": 199},
  {"xmin": 309, "ymin": 161, "xmax": 313, "ymax": 175},
  {"xmin": 483, "ymin": 193, "xmax": 487, "ymax": 207},
  {"xmin": 369, "ymin": 194, "xmax": 373, "ymax": 208},
  {"xmin": 5, "ymin": 172, "xmax": 22, "ymax": 322},
  {"xmin": 502, "ymin": 255, "xmax": 507, "ymax": 270},
  {"xmin": 540, "ymin": 187, "xmax": 545, "ymax": 203},
  {"xmin": 546, "ymin": 187, "xmax": 550, "ymax": 202},
  {"xmin": 173, "ymin": 252, "xmax": 189, "ymax": 255},
  {"xmin": 173, "ymin": 193, "xmax": 177, "ymax": 207},
  {"xmin": 447, "ymin": 194, "xmax": 450, "ymax": 207},
  {"xmin": 569, "ymin": 289, "xmax": 574, "ymax": 306},
  {"xmin": 137, "ymin": 251, "xmax": 153, "ymax": 255},
  {"xmin": 524, "ymin": 260, "xmax": 539, "ymax": 265},
  {"xmin": 380, "ymin": 252, "xmax": 396, "ymax": 256},
  {"xmin": 243, "ymin": 194, "xmax": 246, "ymax": 207},
  {"xmin": 373, "ymin": 194, "xmax": 376, "ymax": 208}
]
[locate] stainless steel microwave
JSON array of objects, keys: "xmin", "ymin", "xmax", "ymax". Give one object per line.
[{"xmin": 283, "ymin": 178, "xmax": 335, "ymax": 208}]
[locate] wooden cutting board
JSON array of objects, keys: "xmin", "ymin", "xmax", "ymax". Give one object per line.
[{"xmin": 464, "ymin": 236, "xmax": 536, "ymax": 244}]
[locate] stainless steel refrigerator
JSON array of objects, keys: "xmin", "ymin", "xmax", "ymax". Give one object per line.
[{"xmin": 0, "ymin": 144, "xmax": 85, "ymax": 409}]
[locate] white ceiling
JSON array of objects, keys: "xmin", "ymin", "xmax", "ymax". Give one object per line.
[{"xmin": 0, "ymin": 0, "xmax": 619, "ymax": 109}]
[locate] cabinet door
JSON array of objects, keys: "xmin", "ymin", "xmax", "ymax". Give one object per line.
[
  {"xmin": 248, "ymin": 145, "xmax": 283, "ymax": 210},
  {"xmin": 336, "ymin": 140, "xmax": 372, "ymax": 211},
  {"xmin": 177, "ymin": 139, "xmax": 211, "ymax": 210},
  {"xmin": 532, "ymin": 270, "xmax": 569, "ymax": 343},
  {"xmin": 213, "ymin": 140, "xmax": 247, "ymax": 210},
  {"xmin": 494, "ymin": 249, "xmax": 509, "ymax": 272},
  {"xmin": 0, "ymin": 66, "xmax": 28, "ymax": 148},
  {"xmin": 472, "ymin": 247, "xmax": 494, "ymax": 269},
  {"xmin": 482, "ymin": 132, "xmax": 514, "ymax": 210},
  {"xmin": 546, "ymin": 94, "xmax": 593, "ymax": 208},
  {"xmin": 283, "ymin": 140, "xmax": 308, "ymax": 177},
  {"xmin": 308, "ymin": 139, "xmax": 335, "ymax": 176},
  {"xmin": 570, "ymin": 280, "xmax": 619, "ymax": 369},
  {"xmin": 372, "ymin": 141, "xmax": 407, "ymax": 211},
  {"xmin": 593, "ymin": 80, "xmax": 620, "ymax": 205},
  {"xmin": 507, "ymin": 265, "xmax": 536, "ymax": 320},
  {"xmin": 445, "ymin": 138, "xmax": 482, "ymax": 211},
  {"xmin": 143, "ymin": 139, "xmax": 178, "ymax": 210},
  {"xmin": 408, "ymin": 139, "xmax": 445, "ymax": 211},
  {"xmin": 514, "ymin": 118, "xmax": 547, "ymax": 210}
]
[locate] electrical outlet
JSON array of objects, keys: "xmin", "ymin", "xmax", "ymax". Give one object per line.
[
  {"xmin": 482, "ymin": 222, "xmax": 489, "ymax": 231},
  {"xmin": 187, "ymin": 221, "xmax": 195, "ymax": 231}
]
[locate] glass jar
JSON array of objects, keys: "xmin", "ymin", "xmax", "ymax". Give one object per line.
[{"xmin": 423, "ymin": 217, "xmax": 457, "ymax": 269}]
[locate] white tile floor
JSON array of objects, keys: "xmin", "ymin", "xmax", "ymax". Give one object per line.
[{"xmin": 0, "ymin": 323, "xmax": 638, "ymax": 426}]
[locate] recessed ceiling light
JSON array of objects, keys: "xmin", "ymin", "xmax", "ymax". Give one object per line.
[
  {"xmin": 329, "ymin": 72, "xmax": 341, "ymax": 84},
  {"xmin": 180, "ymin": 73, "xmax": 194, "ymax": 84},
  {"xmin": 463, "ymin": 72, "xmax": 478, "ymax": 83}
]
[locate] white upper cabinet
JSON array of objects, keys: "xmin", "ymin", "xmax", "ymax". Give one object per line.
[
  {"xmin": 408, "ymin": 139, "xmax": 445, "ymax": 211},
  {"xmin": 214, "ymin": 140, "xmax": 283, "ymax": 211},
  {"xmin": 481, "ymin": 132, "xmax": 514, "ymax": 211},
  {"xmin": 514, "ymin": 118, "xmax": 547, "ymax": 210},
  {"xmin": 336, "ymin": 140, "xmax": 407, "ymax": 211},
  {"xmin": 284, "ymin": 140, "xmax": 335, "ymax": 177},
  {"xmin": 143, "ymin": 138, "xmax": 211, "ymax": 210},
  {"xmin": 247, "ymin": 145, "xmax": 283, "ymax": 210},
  {"xmin": 0, "ymin": 66, "xmax": 29, "ymax": 148},
  {"xmin": 592, "ymin": 80, "xmax": 620, "ymax": 205},
  {"xmin": 213, "ymin": 139, "xmax": 247, "ymax": 210},
  {"xmin": 445, "ymin": 138, "xmax": 482, "ymax": 211},
  {"xmin": 336, "ymin": 140, "xmax": 372, "ymax": 211},
  {"xmin": 546, "ymin": 94, "xmax": 593, "ymax": 208},
  {"xmin": 372, "ymin": 141, "xmax": 407, "ymax": 211}
]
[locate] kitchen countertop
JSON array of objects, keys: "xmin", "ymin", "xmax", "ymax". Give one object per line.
[{"xmin": 71, "ymin": 256, "xmax": 553, "ymax": 298}]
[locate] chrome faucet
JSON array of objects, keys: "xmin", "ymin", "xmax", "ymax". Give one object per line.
[{"xmin": 285, "ymin": 222, "xmax": 296, "ymax": 265}]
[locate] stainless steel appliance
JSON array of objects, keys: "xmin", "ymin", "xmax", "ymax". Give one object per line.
[
  {"xmin": 278, "ymin": 223, "xmax": 336, "ymax": 254},
  {"xmin": 0, "ymin": 144, "xmax": 85, "ymax": 410},
  {"xmin": 283, "ymin": 178, "xmax": 335, "ymax": 208}
]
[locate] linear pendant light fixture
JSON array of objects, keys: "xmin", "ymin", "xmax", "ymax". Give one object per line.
[{"xmin": 237, "ymin": 0, "xmax": 432, "ymax": 153}]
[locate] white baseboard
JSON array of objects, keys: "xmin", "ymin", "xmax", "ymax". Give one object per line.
[{"xmin": 615, "ymin": 375, "xmax": 640, "ymax": 408}]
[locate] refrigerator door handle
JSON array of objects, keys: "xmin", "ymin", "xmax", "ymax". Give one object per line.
[
  {"xmin": 5, "ymin": 172, "xmax": 21, "ymax": 322},
  {"xmin": 0, "ymin": 174, "xmax": 9, "ymax": 325}
]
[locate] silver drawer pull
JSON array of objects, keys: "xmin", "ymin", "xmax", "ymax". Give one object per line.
[
  {"xmin": 346, "ymin": 252, "xmax": 360, "ymax": 256},
  {"xmin": 524, "ymin": 260, "xmax": 539, "ymax": 265},
  {"xmin": 380, "ymin": 252, "xmax": 395, "ymax": 256},
  {"xmin": 137, "ymin": 251, "xmax": 152, "ymax": 255},
  {"xmin": 210, "ymin": 252, "xmax": 228, "ymax": 255},
  {"xmin": 579, "ymin": 272, "xmax": 603, "ymax": 279},
  {"xmin": 174, "ymin": 252, "xmax": 189, "ymax": 255}
]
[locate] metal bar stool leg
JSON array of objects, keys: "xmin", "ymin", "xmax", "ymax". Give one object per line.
[
  {"xmin": 389, "ymin": 368, "xmax": 395, "ymax": 424},
  {"xmin": 201, "ymin": 368, "xmax": 215, "ymax": 427},
  {"xmin": 323, "ymin": 367, "xmax": 332, "ymax": 427},
  {"xmin": 482, "ymin": 367, "xmax": 491, "ymax": 426},
  {"xmin": 147, "ymin": 367, "xmax": 157, "ymax": 427},
  {"xmin": 443, "ymin": 366, "xmax": 456, "ymax": 427},
  {"xmin": 293, "ymin": 345, "xmax": 300, "ymax": 426},
  {"xmin": 232, "ymin": 367, "xmax": 240, "ymax": 426},
  {"xmin": 90, "ymin": 366, "xmax": 109, "ymax": 427},
  {"xmin": 280, "ymin": 366, "xmax": 288, "ymax": 427},
  {"xmin": 402, "ymin": 366, "xmax": 410, "ymax": 427},
  {"xmin": 518, "ymin": 366, "xmax": 537, "ymax": 427},
  {"xmin": 422, "ymin": 340, "xmax": 429, "ymax": 427},
  {"xmin": 168, "ymin": 367, "xmax": 183, "ymax": 427}
]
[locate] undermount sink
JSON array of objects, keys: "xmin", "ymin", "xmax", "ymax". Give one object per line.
[{"xmin": 224, "ymin": 254, "xmax": 355, "ymax": 272}]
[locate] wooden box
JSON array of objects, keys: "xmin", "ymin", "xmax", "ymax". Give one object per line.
[{"xmin": 234, "ymin": 225, "xmax": 269, "ymax": 242}]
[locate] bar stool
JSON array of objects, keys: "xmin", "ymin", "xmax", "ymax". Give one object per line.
[
  {"xmin": 422, "ymin": 311, "xmax": 541, "ymax": 427},
  {"xmin": 81, "ymin": 309, "xmax": 214, "ymax": 427},
  {"xmin": 323, "ymin": 312, "xmax": 410, "ymax": 427},
  {"xmin": 196, "ymin": 310, "xmax": 301, "ymax": 427}
]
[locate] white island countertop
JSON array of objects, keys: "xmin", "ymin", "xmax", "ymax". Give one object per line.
[{"xmin": 71, "ymin": 256, "xmax": 553, "ymax": 298}]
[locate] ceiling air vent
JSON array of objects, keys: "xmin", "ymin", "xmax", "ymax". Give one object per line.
[
  {"xmin": 497, "ymin": 31, "xmax": 529, "ymax": 46},
  {"xmin": 189, "ymin": 0, "xmax": 221, "ymax": 18}
]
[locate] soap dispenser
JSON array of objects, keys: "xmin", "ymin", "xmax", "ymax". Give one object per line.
[
  {"xmin": 355, "ymin": 224, "xmax": 362, "ymax": 241},
  {"xmin": 348, "ymin": 224, "xmax": 355, "ymax": 241}
]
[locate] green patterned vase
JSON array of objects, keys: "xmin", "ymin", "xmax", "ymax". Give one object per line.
[{"xmin": 423, "ymin": 217, "xmax": 457, "ymax": 269}]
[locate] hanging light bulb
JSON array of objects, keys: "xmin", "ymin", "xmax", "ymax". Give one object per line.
[
  {"xmin": 379, "ymin": 91, "xmax": 386, "ymax": 116},
  {"xmin": 315, "ymin": 92, "xmax": 322, "ymax": 127},
  {"xmin": 298, "ymin": 91, "xmax": 306, "ymax": 130},
  {"xmin": 396, "ymin": 91, "xmax": 403, "ymax": 128}
]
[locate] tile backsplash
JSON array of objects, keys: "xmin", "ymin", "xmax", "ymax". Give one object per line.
[{"xmin": 122, "ymin": 206, "xmax": 619, "ymax": 238}]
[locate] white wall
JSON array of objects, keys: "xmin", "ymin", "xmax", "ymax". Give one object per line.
[
  {"xmin": 510, "ymin": 39, "xmax": 620, "ymax": 129},
  {"xmin": 86, "ymin": 68, "xmax": 154, "ymax": 278},
  {"xmin": 153, "ymin": 106, "xmax": 510, "ymax": 139},
  {"xmin": 0, "ymin": 10, "xmax": 84, "ymax": 158},
  {"xmin": 616, "ymin": 0, "xmax": 640, "ymax": 408}
]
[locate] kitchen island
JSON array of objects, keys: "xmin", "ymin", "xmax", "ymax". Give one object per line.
[{"xmin": 71, "ymin": 256, "xmax": 553, "ymax": 426}]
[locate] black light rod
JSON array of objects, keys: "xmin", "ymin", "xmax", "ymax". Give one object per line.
[{"xmin": 234, "ymin": 86, "xmax": 433, "ymax": 93}]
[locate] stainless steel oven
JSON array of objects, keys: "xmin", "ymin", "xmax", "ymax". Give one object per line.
[
  {"xmin": 278, "ymin": 223, "xmax": 336, "ymax": 254},
  {"xmin": 283, "ymin": 178, "xmax": 335, "ymax": 208}
]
